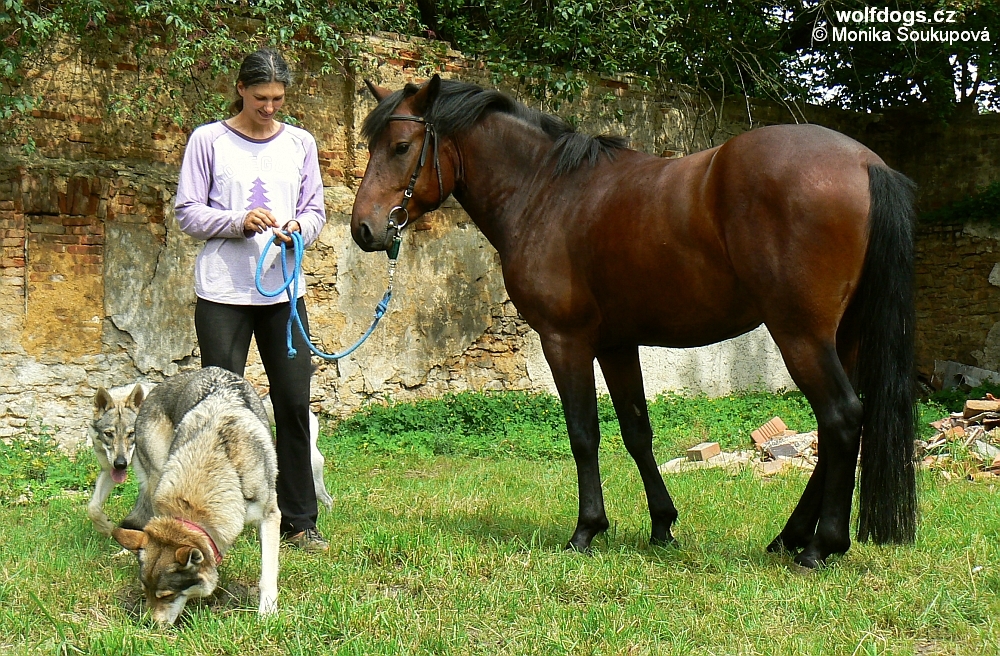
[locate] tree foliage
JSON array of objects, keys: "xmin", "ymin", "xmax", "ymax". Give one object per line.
[
  {"xmin": 425, "ymin": 0, "xmax": 998, "ymax": 115},
  {"xmin": 1, "ymin": 0, "xmax": 997, "ymax": 150},
  {"xmin": 780, "ymin": 0, "xmax": 999, "ymax": 115}
]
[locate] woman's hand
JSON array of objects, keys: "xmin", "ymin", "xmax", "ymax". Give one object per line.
[
  {"xmin": 244, "ymin": 208, "xmax": 278, "ymax": 234},
  {"xmin": 272, "ymin": 220, "xmax": 300, "ymax": 244}
]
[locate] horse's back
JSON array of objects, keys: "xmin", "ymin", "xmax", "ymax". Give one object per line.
[{"xmin": 507, "ymin": 123, "xmax": 882, "ymax": 349}]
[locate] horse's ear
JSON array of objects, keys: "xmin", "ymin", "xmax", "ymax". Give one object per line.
[
  {"xmin": 364, "ymin": 79, "xmax": 392, "ymax": 102},
  {"xmin": 410, "ymin": 74, "xmax": 441, "ymax": 116}
]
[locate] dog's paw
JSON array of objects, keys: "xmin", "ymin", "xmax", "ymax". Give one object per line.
[
  {"xmin": 316, "ymin": 489, "xmax": 334, "ymax": 510},
  {"xmin": 258, "ymin": 593, "xmax": 278, "ymax": 616},
  {"xmin": 89, "ymin": 512, "xmax": 114, "ymax": 536}
]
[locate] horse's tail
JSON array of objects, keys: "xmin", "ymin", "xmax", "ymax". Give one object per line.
[{"xmin": 853, "ymin": 164, "xmax": 918, "ymax": 544}]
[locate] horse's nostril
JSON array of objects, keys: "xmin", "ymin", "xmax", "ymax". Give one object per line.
[{"xmin": 360, "ymin": 222, "xmax": 373, "ymax": 245}]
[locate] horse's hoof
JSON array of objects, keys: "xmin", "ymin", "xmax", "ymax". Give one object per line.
[
  {"xmin": 789, "ymin": 561, "xmax": 819, "ymax": 576},
  {"xmin": 564, "ymin": 541, "xmax": 593, "ymax": 555},
  {"xmin": 766, "ymin": 536, "xmax": 793, "ymax": 554},
  {"xmin": 649, "ymin": 534, "xmax": 677, "ymax": 549},
  {"xmin": 793, "ymin": 550, "xmax": 825, "ymax": 570}
]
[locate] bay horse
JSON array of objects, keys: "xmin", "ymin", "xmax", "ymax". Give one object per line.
[{"xmin": 350, "ymin": 75, "xmax": 917, "ymax": 568}]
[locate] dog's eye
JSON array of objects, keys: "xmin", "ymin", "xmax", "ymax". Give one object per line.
[
  {"xmin": 156, "ymin": 591, "xmax": 176, "ymax": 600},
  {"xmin": 394, "ymin": 142, "xmax": 410, "ymax": 156},
  {"xmin": 103, "ymin": 430, "xmax": 114, "ymax": 438}
]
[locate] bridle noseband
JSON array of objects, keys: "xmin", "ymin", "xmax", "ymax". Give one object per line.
[{"xmin": 384, "ymin": 114, "xmax": 444, "ymax": 235}]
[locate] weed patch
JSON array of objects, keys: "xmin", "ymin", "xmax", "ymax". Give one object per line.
[{"xmin": 0, "ymin": 432, "xmax": 94, "ymax": 505}]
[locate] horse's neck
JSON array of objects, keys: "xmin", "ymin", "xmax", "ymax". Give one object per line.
[{"xmin": 452, "ymin": 115, "xmax": 553, "ymax": 256}]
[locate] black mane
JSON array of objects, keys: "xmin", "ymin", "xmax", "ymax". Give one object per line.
[{"xmin": 361, "ymin": 79, "xmax": 628, "ymax": 176}]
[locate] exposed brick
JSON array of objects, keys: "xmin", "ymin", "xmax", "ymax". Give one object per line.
[
  {"xmin": 69, "ymin": 114, "xmax": 102, "ymax": 124},
  {"xmin": 30, "ymin": 110, "xmax": 67, "ymax": 121},
  {"xmin": 67, "ymin": 244, "xmax": 101, "ymax": 255},
  {"xmin": 63, "ymin": 216, "xmax": 99, "ymax": 227},
  {"xmin": 28, "ymin": 224, "xmax": 66, "ymax": 234}
]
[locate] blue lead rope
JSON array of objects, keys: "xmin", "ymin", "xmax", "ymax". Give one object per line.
[{"xmin": 255, "ymin": 230, "xmax": 397, "ymax": 360}]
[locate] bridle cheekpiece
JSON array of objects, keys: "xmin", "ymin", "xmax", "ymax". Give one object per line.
[{"xmin": 384, "ymin": 114, "xmax": 444, "ymax": 239}]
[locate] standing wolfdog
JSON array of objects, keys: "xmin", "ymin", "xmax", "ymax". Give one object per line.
[
  {"xmin": 88, "ymin": 383, "xmax": 149, "ymax": 535},
  {"xmin": 111, "ymin": 367, "xmax": 281, "ymax": 624}
]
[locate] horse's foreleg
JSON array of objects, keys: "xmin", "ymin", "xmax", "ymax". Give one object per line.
[
  {"xmin": 597, "ymin": 346, "xmax": 677, "ymax": 546},
  {"xmin": 541, "ymin": 335, "xmax": 608, "ymax": 552},
  {"xmin": 770, "ymin": 335, "xmax": 863, "ymax": 568}
]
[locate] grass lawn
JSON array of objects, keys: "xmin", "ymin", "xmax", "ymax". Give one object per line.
[{"xmin": 0, "ymin": 391, "xmax": 997, "ymax": 655}]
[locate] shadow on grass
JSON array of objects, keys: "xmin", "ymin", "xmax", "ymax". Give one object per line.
[{"xmin": 342, "ymin": 498, "xmax": 804, "ymax": 574}]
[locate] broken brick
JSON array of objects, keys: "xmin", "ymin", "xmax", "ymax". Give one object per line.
[
  {"xmin": 687, "ymin": 442, "xmax": 721, "ymax": 461},
  {"xmin": 751, "ymin": 416, "xmax": 788, "ymax": 448}
]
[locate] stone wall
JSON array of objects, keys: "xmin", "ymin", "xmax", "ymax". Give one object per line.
[
  {"xmin": 915, "ymin": 222, "xmax": 1000, "ymax": 375},
  {"xmin": 1, "ymin": 31, "xmax": 998, "ymax": 448}
]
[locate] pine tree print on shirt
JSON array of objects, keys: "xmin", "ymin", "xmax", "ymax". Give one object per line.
[{"xmin": 246, "ymin": 177, "xmax": 271, "ymax": 211}]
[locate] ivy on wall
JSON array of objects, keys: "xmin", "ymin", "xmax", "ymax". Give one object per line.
[
  {"xmin": 0, "ymin": 0, "xmax": 420, "ymax": 149},
  {"xmin": 920, "ymin": 181, "xmax": 1000, "ymax": 226}
]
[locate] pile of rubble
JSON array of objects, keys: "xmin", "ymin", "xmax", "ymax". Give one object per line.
[
  {"xmin": 657, "ymin": 394, "xmax": 1000, "ymax": 480},
  {"xmin": 658, "ymin": 416, "xmax": 818, "ymax": 477},
  {"xmin": 918, "ymin": 397, "xmax": 1000, "ymax": 478}
]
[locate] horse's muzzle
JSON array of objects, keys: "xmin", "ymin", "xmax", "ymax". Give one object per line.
[{"xmin": 352, "ymin": 218, "xmax": 387, "ymax": 252}]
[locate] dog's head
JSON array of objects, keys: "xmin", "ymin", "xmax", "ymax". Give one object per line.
[
  {"xmin": 92, "ymin": 384, "xmax": 145, "ymax": 482},
  {"xmin": 112, "ymin": 517, "xmax": 220, "ymax": 625}
]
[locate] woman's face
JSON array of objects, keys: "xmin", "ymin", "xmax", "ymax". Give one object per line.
[{"xmin": 237, "ymin": 81, "xmax": 286, "ymax": 125}]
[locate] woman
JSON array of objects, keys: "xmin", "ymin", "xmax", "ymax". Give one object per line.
[{"xmin": 174, "ymin": 48, "xmax": 328, "ymax": 553}]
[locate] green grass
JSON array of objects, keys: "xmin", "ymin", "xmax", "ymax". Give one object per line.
[{"xmin": 0, "ymin": 391, "xmax": 997, "ymax": 655}]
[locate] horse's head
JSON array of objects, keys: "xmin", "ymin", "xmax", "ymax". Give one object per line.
[{"xmin": 352, "ymin": 74, "xmax": 453, "ymax": 252}]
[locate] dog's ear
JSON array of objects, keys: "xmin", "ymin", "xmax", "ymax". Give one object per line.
[
  {"xmin": 94, "ymin": 387, "xmax": 114, "ymax": 415},
  {"xmin": 175, "ymin": 546, "xmax": 204, "ymax": 568},
  {"xmin": 112, "ymin": 527, "xmax": 147, "ymax": 551},
  {"xmin": 364, "ymin": 79, "xmax": 392, "ymax": 102},
  {"xmin": 126, "ymin": 384, "xmax": 145, "ymax": 410}
]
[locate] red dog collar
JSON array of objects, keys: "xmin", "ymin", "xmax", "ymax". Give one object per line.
[{"xmin": 177, "ymin": 518, "xmax": 223, "ymax": 564}]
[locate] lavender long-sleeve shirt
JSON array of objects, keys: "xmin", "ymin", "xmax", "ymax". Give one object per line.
[{"xmin": 175, "ymin": 120, "xmax": 327, "ymax": 305}]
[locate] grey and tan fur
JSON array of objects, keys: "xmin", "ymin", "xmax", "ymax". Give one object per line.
[
  {"xmin": 87, "ymin": 379, "xmax": 331, "ymax": 537},
  {"xmin": 112, "ymin": 367, "xmax": 281, "ymax": 624},
  {"xmin": 88, "ymin": 383, "xmax": 151, "ymax": 535}
]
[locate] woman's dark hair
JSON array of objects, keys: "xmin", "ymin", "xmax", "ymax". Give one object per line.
[{"xmin": 229, "ymin": 48, "xmax": 293, "ymax": 115}]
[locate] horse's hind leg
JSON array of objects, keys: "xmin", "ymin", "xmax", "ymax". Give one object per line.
[
  {"xmin": 598, "ymin": 346, "xmax": 677, "ymax": 545},
  {"xmin": 768, "ymin": 333, "xmax": 863, "ymax": 568},
  {"xmin": 768, "ymin": 303, "xmax": 862, "ymax": 556},
  {"xmin": 540, "ymin": 334, "xmax": 609, "ymax": 552},
  {"xmin": 767, "ymin": 460, "xmax": 827, "ymax": 554}
]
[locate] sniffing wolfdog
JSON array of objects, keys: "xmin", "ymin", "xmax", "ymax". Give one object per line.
[
  {"xmin": 88, "ymin": 383, "xmax": 150, "ymax": 535},
  {"xmin": 111, "ymin": 367, "xmax": 281, "ymax": 624}
]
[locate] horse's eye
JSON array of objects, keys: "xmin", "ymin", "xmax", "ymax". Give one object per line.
[{"xmin": 394, "ymin": 142, "xmax": 410, "ymax": 155}]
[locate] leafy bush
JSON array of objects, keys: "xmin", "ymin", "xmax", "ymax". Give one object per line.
[
  {"xmin": 325, "ymin": 391, "xmax": 571, "ymax": 459},
  {"xmin": 928, "ymin": 382, "xmax": 1000, "ymax": 414}
]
